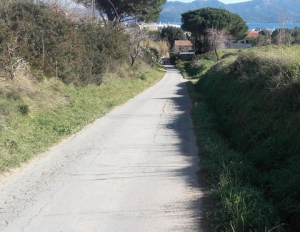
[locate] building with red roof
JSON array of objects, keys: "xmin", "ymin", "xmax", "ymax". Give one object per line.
[
  {"xmin": 226, "ymin": 31, "xmax": 260, "ymax": 49},
  {"xmin": 247, "ymin": 31, "xmax": 260, "ymax": 38},
  {"xmin": 174, "ymin": 40, "xmax": 194, "ymax": 53}
]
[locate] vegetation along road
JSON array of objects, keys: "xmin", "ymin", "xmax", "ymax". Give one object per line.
[{"xmin": 0, "ymin": 66, "xmax": 204, "ymax": 232}]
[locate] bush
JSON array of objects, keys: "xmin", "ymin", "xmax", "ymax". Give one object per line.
[
  {"xmin": 0, "ymin": 2, "xmax": 83, "ymax": 82},
  {"xmin": 0, "ymin": 2, "xmax": 130, "ymax": 85},
  {"xmin": 77, "ymin": 20, "xmax": 129, "ymax": 84},
  {"xmin": 175, "ymin": 57, "xmax": 215, "ymax": 79},
  {"xmin": 19, "ymin": 104, "xmax": 29, "ymax": 115}
]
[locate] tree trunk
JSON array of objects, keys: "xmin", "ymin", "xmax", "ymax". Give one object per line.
[
  {"xmin": 130, "ymin": 55, "xmax": 136, "ymax": 67},
  {"xmin": 131, "ymin": 50, "xmax": 140, "ymax": 67},
  {"xmin": 105, "ymin": 9, "xmax": 116, "ymax": 21},
  {"xmin": 214, "ymin": 46, "xmax": 219, "ymax": 61}
]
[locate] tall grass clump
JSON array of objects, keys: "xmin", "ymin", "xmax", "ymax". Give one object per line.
[{"xmin": 192, "ymin": 45, "xmax": 300, "ymax": 231}]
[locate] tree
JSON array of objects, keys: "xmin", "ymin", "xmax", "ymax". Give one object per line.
[
  {"xmin": 142, "ymin": 39, "xmax": 169, "ymax": 58},
  {"xmin": 271, "ymin": 28, "xmax": 292, "ymax": 45},
  {"xmin": 160, "ymin": 26, "xmax": 186, "ymax": 49},
  {"xmin": 148, "ymin": 30, "xmax": 161, "ymax": 41},
  {"xmin": 181, "ymin": 7, "xmax": 248, "ymax": 53},
  {"xmin": 291, "ymin": 28, "xmax": 300, "ymax": 44},
  {"xmin": 206, "ymin": 28, "xmax": 227, "ymax": 61},
  {"xmin": 75, "ymin": 0, "xmax": 166, "ymax": 23},
  {"xmin": 128, "ymin": 28, "xmax": 149, "ymax": 67}
]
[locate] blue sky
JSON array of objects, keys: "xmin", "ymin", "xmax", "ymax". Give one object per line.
[{"xmin": 168, "ymin": 0, "xmax": 251, "ymax": 3}]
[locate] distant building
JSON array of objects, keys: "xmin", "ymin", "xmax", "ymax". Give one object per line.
[
  {"xmin": 173, "ymin": 40, "xmax": 194, "ymax": 53},
  {"xmin": 226, "ymin": 31, "xmax": 259, "ymax": 49},
  {"xmin": 137, "ymin": 23, "xmax": 181, "ymax": 31},
  {"xmin": 158, "ymin": 23, "xmax": 181, "ymax": 29},
  {"xmin": 139, "ymin": 23, "xmax": 161, "ymax": 31},
  {"xmin": 123, "ymin": 22, "xmax": 140, "ymax": 29},
  {"xmin": 247, "ymin": 31, "xmax": 260, "ymax": 39},
  {"xmin": 172, "ymin": 40, "xmax": 195, "ymax": 61}
]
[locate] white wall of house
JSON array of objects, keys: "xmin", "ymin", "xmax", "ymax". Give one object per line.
[
  {"xmin": 174, "ymin": 46, "xmax": 193, "ymax": 53},
  {"xmin": 139, "ymin": 23, "xmax": 160, "ymax": 31},
  {"xmin": 226, "ymin": 39, "xmax": 252, "ymax": 49}
]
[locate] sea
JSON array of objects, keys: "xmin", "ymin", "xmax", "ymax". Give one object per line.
[
  {"xmin": 247, "ymin": 23, "xmax": 300, "ymax": 30},
  {"xmin": 166, "ymin": 22, "xmax": 300, "ymax": 30}
]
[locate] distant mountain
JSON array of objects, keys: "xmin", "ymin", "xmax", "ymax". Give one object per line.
[
  {"xmin": 160, "ymin": 0, "xmax": 225, "ymax": 22},
  {"xmin": 159, "ymin": 0, "xmax": 300, "ymax": 23}
]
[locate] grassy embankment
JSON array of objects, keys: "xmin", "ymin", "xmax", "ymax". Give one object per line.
[
  {"xmin": 0, "ymin": 2, "xmax": 165, "ymax": 173},
  {"xmin": 175, "ymin": 50, "xmax": 238, "ymax": 79},
  {"xmin": 0, "ymin": 64, "xmax": 163, "ymax": 172},
  {"xmin": 185, "ymin": 46, "xmax": 300, "ymax": 231}
]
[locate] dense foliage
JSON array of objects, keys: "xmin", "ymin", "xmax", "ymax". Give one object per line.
[
  {"xmin": 0, "ymin": 2, "xmax": 131, "ymax": 84},
  {"xmin": 181, "ymin": 7, "xmax": 248, "ymax": 53},
  {"xmin": 251, "ymin": 28, "xmax": 300, "ymax": 46},
  {"xmin": 160, "ymin": 26, "xmax": 186, "ymax": 49},
  {"xmin": 76, "ymin": 0, "xmax": 166, "ymax": 22}
]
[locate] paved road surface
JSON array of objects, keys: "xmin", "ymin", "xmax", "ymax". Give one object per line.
[{"xmin": 0, "ymin": 66, "xmax": 204, "ymax": 232}]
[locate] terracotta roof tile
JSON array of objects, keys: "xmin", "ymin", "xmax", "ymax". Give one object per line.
[
  {"xmin": 247, "ymin": 31, "xmax": 259, "ymax": 38},
  {"xmin": 174, "ymin": 40, "xmax": 193, "ymax": 46}
]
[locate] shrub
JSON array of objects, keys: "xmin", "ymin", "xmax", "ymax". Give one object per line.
[
  {"xmin": 0, "ymin": 2, "xmax": 131, "ymax": 85},
  {"xmin": 0, "ymin": 2, "xmax": 84, "ymax": 82},
  {"xmin": 19, "ymin": 104, "xmax": 29, "ymax": 115},
  {"xmin": 77, "ymin": 20, "xmax": 129, "ymax": 84}
]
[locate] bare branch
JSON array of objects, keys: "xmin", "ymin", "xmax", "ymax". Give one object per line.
[
  {"xmin": 206, "ymin": 28, "xmax": 227, "ymax": 60},
  {"xmin": 127, "ymin": 28, "xmax": 149, "ymax": 66}
]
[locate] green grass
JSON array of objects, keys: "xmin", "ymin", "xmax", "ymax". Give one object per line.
[
  {"xmin": 175, "ymin": 59, "xmax": 215, "ymax": 79},
  {"xmin": 187, "ymin": 82, "xmax": 280, "ymax": 232},
  {"xmin": 175, "ymin": 50, "xmax": 239, "ymax": 79},
  {"xmin": 0, "ymin": 63, "xmax": 164, "ymax": 172},
  {"xmin": 186, "ymin": 45, "xmax": 300, "ymax": 231}
]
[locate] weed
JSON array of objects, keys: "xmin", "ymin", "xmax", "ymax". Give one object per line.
[
  {"xmin": 19, "ymin": 105, "xmax": 29, "ymax": 115},
  {"xmin": 139, "ymin": 73, "xmax": 147, "ymax": 80}
]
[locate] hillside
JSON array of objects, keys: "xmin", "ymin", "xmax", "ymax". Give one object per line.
[
  {"xmin": 160, "ymin": 0, "xmax": 300, "ymax": 23},
  {"xmin": 160, "ymin": 0, "xmax": 225, "ymax": 23}
]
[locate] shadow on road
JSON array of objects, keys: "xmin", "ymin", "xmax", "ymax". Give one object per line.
[{"xmin": 154, "ymin": 80, "xmax": 212, "ymax": 232}]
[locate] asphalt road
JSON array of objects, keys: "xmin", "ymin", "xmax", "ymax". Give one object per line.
[{"xmin": 0, "ymin": 66, "xmax": 204, "ymax": 232}]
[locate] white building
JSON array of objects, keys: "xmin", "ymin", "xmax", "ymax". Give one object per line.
[
  {"xmin": 226, "ymin": 31, "xmax": 260, "ymax": 49},
  {"xmin": 138, "ymin": 23, "xmax": 181, "ymax": 31}
]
